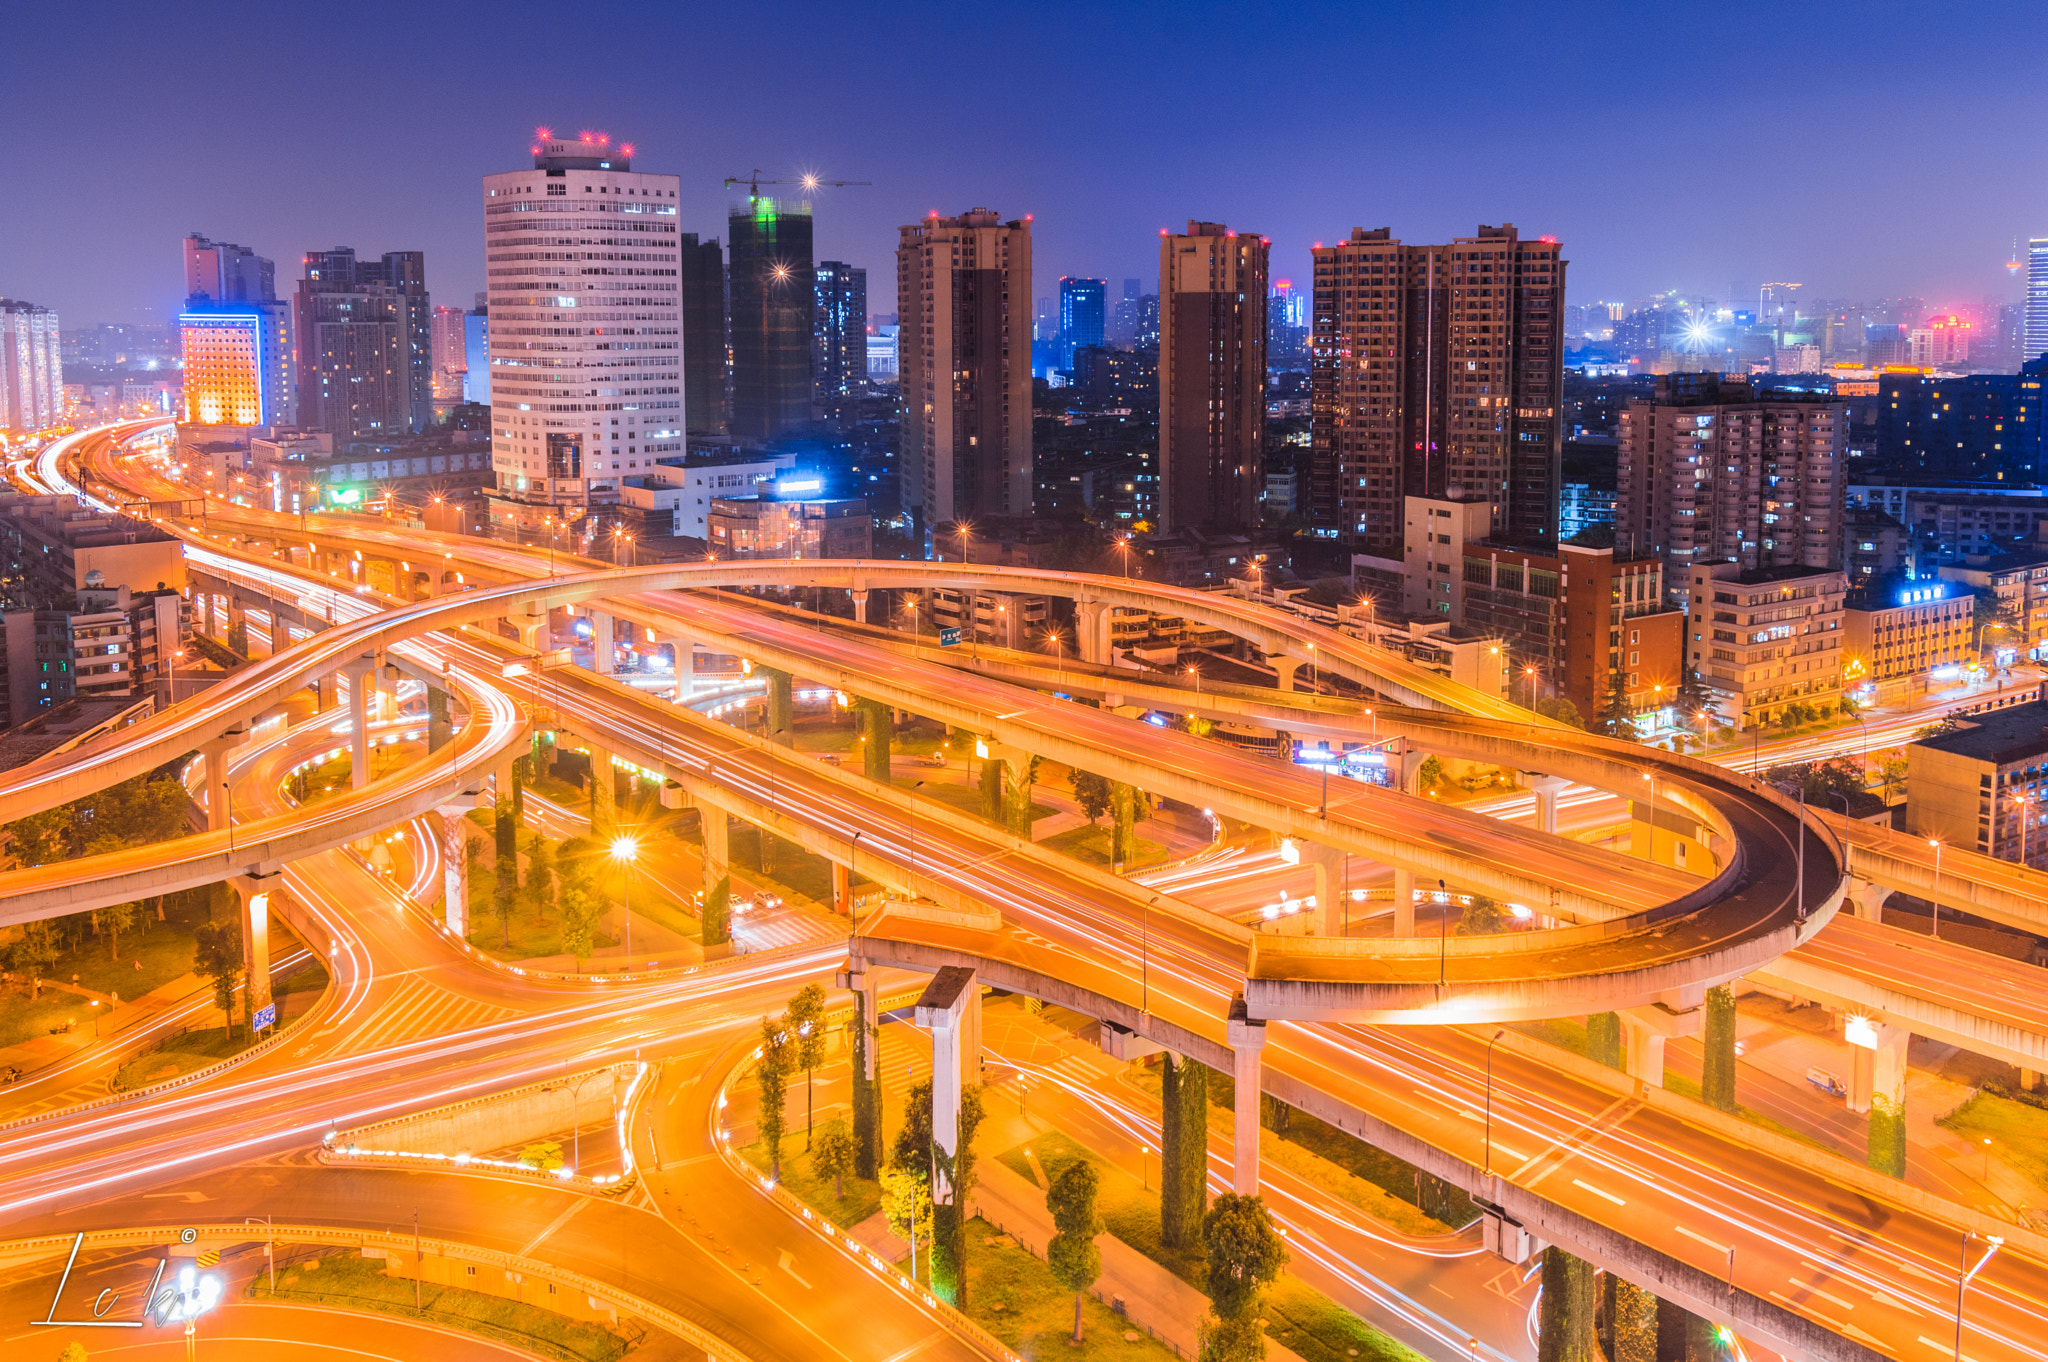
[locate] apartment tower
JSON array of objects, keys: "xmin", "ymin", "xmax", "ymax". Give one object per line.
[
  {"xmin": 482, "ymin": 132, "xmax": 683, "ymax": 529},
  {"xmin": 1158, "ymin": 222, "xmax": 1268, "ymax": 531},
  {"xmin": 0, "ymin": 300, "xmax": 62, "ymax": 433},
  {"xmin": 293, "ymin": 247, "xmax": 432, "ymax": 438},
  {"xmin": 896, "ymin": 208, "xmax": 1033, "ymax": 528},
  {"xmin": 1308, "ymin": 224, "xmax": 1565, "ymax": 554},
  {"xmin": 1615, "ymin": 374, "xmax": 1845, "ymax": 592},
  {"xmin": 680, "ymin": 234, "xmax": 727, "ymax": 435},
  {"xmin": 814, "ymin": 261, "xmax": 868, "ymax": 401}
]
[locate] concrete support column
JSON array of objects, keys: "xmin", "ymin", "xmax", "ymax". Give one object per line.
[
  {"xmin": 1226, "ymin": 999, "xmax": 1266, "ymax": 1196},
  {"xmin": 914, "ymin": 966, "xmax": 981, "ymax": 1204},
  {"xmin": 440, "ymin": 805, "xmax": 472, "ymax": 934},
  {"xmin": 1075, "ymin": 601, "xmax": 1105, "ymax": 665},
  {"xmin": 586, "ymin": 741, "xmax": 617, "ymax": 840},
  {"xmin": 202, "ymin": 731, "xmax": 245, "ymax": 833},
  {"xmin": 234, "ymin": 873, "xmax": 278, "ymax": 1027},
  {"xmin": 1618, "ymin": 1004, "xmax": 1700, "ymax": 1089},
  {"xmin": 832, "ymin": 860, "xmax": 852, "ymax": 916},
  {"xmin": 1846, "ymin": 876, "xmax": 1892, "ymax": 924},
  {"xmin": 1847, "ymin": 1019, "xmax": 1909, "ymax": 1115},
  {"xmin": 1273, "ymin": 657, "xmax": 1302, "ymax": 692},
  {"xmin": 505, "ymin": 606, "xmax": 547, "ymax": 653},
  {"xmin": 761, "ymin": 666, "xmax": 794, "ymax": 744},
  {"xmin": 588, "ymin": 611, "xmax": 614, "ymax": 673},
  {"xmin": 1524, "ymin": 774, "xmax": 1568, "ymax": 834},
  {"xmin": 345, "ymin": 662, "xmax": 374, "ymax": 791},
  {"xmin": 1304, "ymin": 843, "xmax": 1344, "ymax": 936},
  {"xmin": 1391, "ymin": 866, "xmax": 1416, "ymax": 936},
  {"xmin": 851, "ymin": 589, "xmax": 870, "ymax": 625},
  {"xmin": 426, "ymin": 686, "xmax": 452, "ymax": 754},
  {"xmin": 1397, "ymin": 738, "xmax": 1426, "ymax": 795},
  {"xmin": 856, "ymin": 698, "xmax": 893, "ymax": 783},
  {"xmin": 701, "ymin": 805, "xmax": 730, "ymax": 899}
]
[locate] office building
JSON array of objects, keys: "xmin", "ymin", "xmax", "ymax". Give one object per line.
[
  {"xmin": 1874, "ymin": 368, "xmax": 2043, "ymax": 482},
  {"xmin": 896, "ymin": 208, "xmax": 1033, "ymax": 527},
  {"xmin": 616, "ymin": 450, "xmax": 795, "ymax": 539},
  {"xmin": 1908, "ymin": 314, "xmax": 1973, "ymax": 368},
  {"xmin": 462, "ymin": 300, "xmax": 490, "ymax": 405},
  {"xmin": 482, "ymin": 131, "xmax": 684, "ymax": 528},
  {"xmin": 680, "ymin": 234, "xmax": 727, "ymax": 435},
  {"xmin": 815, "ymin": 261, "xmax": 868, "ymax": 400},
  {"xmin": 1685, "ymin": 560, "xmax": 1847, "ymax": 729},
  {"xmin": 1906, "ymin": 696, "xmax": 2048, "ymax": 864},
  {"xmin": 867, "ymin": 324, "xmax": 899, "ymax": 381},
  {"xmin": 179, "ymin": 234, "xmax": 289, "ymax": 431},
  {"xmin": 1308, "ymin": 224, "xmax": 1566, "ymax": 554},
  {"xmin": 1615, "ymin": 374, "xmax": 1845, "ymax": 593},
  {"xmin": 292, "ymin": 247, "xmax": 432, "ymax": 438},
  {"xmin": 0, "ymin": 300, "xmax": 62, "ymax": 433},
  {"xmin": 1158, "ymin": 222, "xmax": 1267, "ymax": 531},
  {"xmin": 1058, "ymin": 277, "xmax": 1106, "ymax": 370},
  {"xmin": 707, "ymin": 491, "xmax": 871, "ymax": 560},
  {"xmin": 1843, "ymin": 577, "xmax": 1971, "ymax": 688},
  {"xmin": 729, "ymin": 194, "xmax": 814, "ymax": 440},
  {"xmin": 2028, "ymin": 237, "xmax": 2048, "ymax": 364}
]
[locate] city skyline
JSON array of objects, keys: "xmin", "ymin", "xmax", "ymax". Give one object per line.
[{"xmin": 7, "ymin": 1, "xmax": 2044, "ymax": 327}]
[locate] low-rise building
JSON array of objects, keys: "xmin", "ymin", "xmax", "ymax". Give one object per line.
[
  {"xmin": 1844, "ymin": 506, "xmax": 1911, "ymax": 586},
  {"xmin": 631, "ymin": 451, "xmax": 797, "ymax": 539},
  {"xmin": 1686, "ymin": 560, "xmax": 1847, "ymax": 728},
  {"xmin": 931, "ymin": 590, "xmax": 1051, "ymax": 651},
  {"xmin": 706, "ymin": 495, "xmax": 871, "ymax": 561},
  {"xmin": 1936, "ymin": 551, "xmax": 2048, "ymax": 658},
  {"xmin": 1905, "ymin": 692, "xmax": 2048, "ymax": 864},
  {"xmin": 1843, "ymin": 577, "xmax": 1973, "ymax": 689}
]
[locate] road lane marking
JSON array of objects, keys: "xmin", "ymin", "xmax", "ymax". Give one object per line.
[
  {"xmin": 1675, "ymin": 1225, "xmax": 1728, "ymax": 1254},
  {"xmin": 1786, "ymin": 1277, "xmax": 1857, "ymax": 1311},
  {"xmin": 1570, "ymin": 1179, "xmax": 1625, "ymax": 1206},
  {"xmin": 1918, "ymin": 1337, "xmax": 1985, "ymax": 1362},
  {"xmin": 778, "ymin": 1247, "xmax": 812, "ymax": 1288},
  {"xmin": 516, "ymin": 1197, "xmax": 587, "ymax": 1257},
  {"xmin": 1769, "ymin": 1291, "xmax": 1845, "ymax": 1331}
]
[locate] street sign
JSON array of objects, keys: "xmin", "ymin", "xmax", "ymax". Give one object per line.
[
  {"xmin": 252, "ymin": 1003, "xmax": 277, "ymax": 1032},
  {"xmin": 940, "ymin": 627, "xmax": 961, "ymax": 647}
]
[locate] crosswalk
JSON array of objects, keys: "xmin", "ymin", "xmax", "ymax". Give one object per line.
[{"xmin": 330, "ymin": 977, "xmax": 522, "ymax": 1057}]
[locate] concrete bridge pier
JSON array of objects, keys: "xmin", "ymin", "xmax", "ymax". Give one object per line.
[
  {"xmin": 439, "ymin": 804, "xmax": 474, "ymax": 934},
  {"xmin": 1396, "ymin": 738, "xmax": 1427, "ymax": 795},
  {"xmin": 913, "ymin": 966, "xmax": 983, "ymax": 1203},
  {"xmin": 1846, "ymin": 1019, "xmax": 1910, "ymax": 1116},
  {"xmin": 851, "ymin": 589, "xmax": 870, "ymax": 625},
  {"xmin": 1391, "ymin": 866, "xmax": 1416, "ymax": 936},
  {"xmin": 1272, "ymin": 657, "xmax": 1302, "ymax": 692},
  {"xmin": 701, "ymin": 804, "xmax": 730, "ymax": 900},
  {"xmin": 1523, "ymin": 774, "xmax": 1569, "ymax": 834},
  {"xmin": 832, "ymin": 860, "xmax": 852, "ymax": 916},
  {"xmin": 339, "ymin": 654, "xmax": 381, "ymax": 791},
  {"xmin": 1618, "ymin": 1003, "xmax": 1701, "ymax": 1088},
  {"xmin": 1226, "ymin": 998, "xmax": 1266, "ymax": 1195},
  {"xmin": 235, "ymin": 871, "xmax": 281, "ymax": 1026},
  {"xmin": 202, "ymin": 727, "xmax": 250, "ymax": 833},
  {"xmin": 505, "ymin": 604, "xmax": 547, "ymax": 653},
  {"xmin": 1846, "ymin": 876, "xmax": 1892, "ymax": 924},
  {"xmin": 1074, "ymin": 600, "xmax": 1106, "ymax": 665},
  {"xmin": 589, "ymin": 610, "xmax": 614, "ymax": 674},
  {"xmin": 1301, "ymin": 842, "xmax": 1345, "ymax": 936},
  {"xmin": 660, "ymin": 634, "xmax": 691, "ymax": 699}
]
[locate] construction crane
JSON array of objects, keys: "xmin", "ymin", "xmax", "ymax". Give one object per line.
[{"xmin": 723, "ymin": 170, "xmax": 871, "ymax": 204}]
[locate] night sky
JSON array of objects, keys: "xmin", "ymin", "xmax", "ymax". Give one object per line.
[{"xmin": 9, "ymin": 1, "xmax": 2040, "ymax": 327}]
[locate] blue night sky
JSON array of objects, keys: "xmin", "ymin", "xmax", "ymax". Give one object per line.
[{"xmin": 7, "ymin": 0, "xmax": 2040, "ymax": 327}]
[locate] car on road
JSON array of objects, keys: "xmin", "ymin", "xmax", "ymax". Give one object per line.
[
  {"xmin": 757, "ymin": 892, "xmax": 784, "ymax": 910},
  {"xmin": 918, "ymin": 754, "xmax": 949, "ymax": 767},
  {"xmin": 814, "ymin": 752, "xmax": 842, "ymax": 766}
]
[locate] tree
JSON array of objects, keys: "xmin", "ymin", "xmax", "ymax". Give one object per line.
[
  {"xmin": 1700, "ymin": 985, "xmax": 1737, "ymax": 1113},
  {"xmin": 1159, "ymin": 1054, "xmax": 1209, "ymax": 1249},
  {"xmin": 1538, "ymin": 1246, "xmax": 1598, "ymax": 1362},
  {"xmin": 525, "ymin": 835, "xmax": 556, "ymax": 924},
  {"xmin": 758, "ymin": 1016, "xmax": 795, "ymax": 1178},
  {"xmin": 100, "ymin": 901, "xmax": 138, "ymax": 962},
  {"xmin": 1458, "ymin": 897, "xmax": 1505, "ymax": 935},
  {"xmin": 59, "ymin": 1344, "xmax": 89, "ymax": 1362},
  {"xmin": 1534, "ymin": 696, "xmax": 1586, "ymax": 729},
  {"xmin": 787, "ymin": 982, "xmax": 828, "ymax": 1147},
  {"xmin": 880, "ymin": 1166, "xmax": 933, "ymax": 1280},
  {"xmin": 1673, "ymin": 668, "xmax": 1717, "ymax": 734},
  {"xmin": 702, "ymin": 872, "xmax": 733, "ymax": 947},
  {"xmin": 7, "ymin": 919, "xmax": 59, "ymax": 996},
  {"xmin": 895, "ymin": 1077, "xmax": 986, "ymax": 1306},
  {"xmin": 1046, "ymin": 1160, "xmax": 1103, "ymax": 1343},
  {"xmin": 561, "ymin": 886, "xmax": 597, "ymax": 970},
  {"xmin": 493, "ymin": 850, "xmax": 518, "ymax": 948},
  {"xmin": 1597, "ymin": 670, "xmax": 1639, "ymax": 742},
  {"xmin": 1070, "ymin": 770, "xmax": 1114, "ymax": 825},
  {"xmin": 1879, "ymin": 756, "xmax": 1908, "ymax": 802},
  {"xmin": 193, "ymin": 917, "xmax": 243, "ymax": 1037},
  {"xmin": 1765, "ymin": 758, "xmax": 1864, "ymax": 808},
  {"xmin": 813, "ymin": 1120, "xmax": 857, "ymax": 1199},
  {"xmin": 1199, "ymin": 1313, "xmax": 1268, "ymax": 1362},
  {"xmin": 1199, "ymin": 1193, "xmax": 1288, "ymax": 1323},
  {"xmin": 517, "ymin": 1140, "xmax": 563, "ymax": 1171},
  {"xmin": 1415, "ymin": 755, "xmax": 1445, "ymax": 790}
]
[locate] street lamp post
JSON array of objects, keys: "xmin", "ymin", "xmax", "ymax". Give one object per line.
[
  {"xmin": 2014, "ymin": 792, "xmax": 2031, "ymax": 870},
  {"xmin": 1930, "ymin": 838, "xmax": 1944, "ymax": 939},
  {"xmin": 609, "ymin": 834, "xmax": 640, "ymax": 966},
  {"xmin": 1954, "ymin": 1230, "xmax": 2005, "ymax": 1362},
  {"xmin": 1482, "ymin": 1028, "xmax": 1505, "ymax": 1176}
]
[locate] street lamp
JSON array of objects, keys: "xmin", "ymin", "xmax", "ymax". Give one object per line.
[
  {"xmin": 609, "ymin": 834, "xmax": 640, "ymax": 966},
  {"xmin": 1930, "ymin": 837, "xmax": 1944, "ymax": 939},
  {"xmin": 151, "ymin": 1260, "xmax": 223, "ymax": 1357},
  {"xmin": 1954, "ymin": 1230, "xmax": 2005, "ymax": 1362},
  {"xmin": 1482, "ymin": 1028, "xmax": 1505, "ymax": 1177}
]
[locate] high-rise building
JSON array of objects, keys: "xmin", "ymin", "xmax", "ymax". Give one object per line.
[
  {"xmin": 1308, "ymin": 223, "xmax": 1566, "ymax": 553},
  {"xmin": 2027, "ymin": 237, "xmax": 2048, "ymax": 364},
  {"xmin": 1875, "ymin": 368, "xmax": 2043, "ymax": 481},
  {"xmin": 1158, "ymin": 223, "xmax": 1267, "ymax": 531},
  {"xmin": 0, "ymin": 301, "xmax": 61, "ymax": 433},
  {"xmin": 482, "ymin": 131, "xmax": 683, "ymax": 528},
  {"xmin": 292, "ymin": 247, "xmax": 432, "ymax": 437},
  {"xmin": 462, "ymin": 297, "xmax": 490, "ymax": 406},
  {"xmin": 896, "ymin": 208, "xmax": 1033, "ymax": 527},
  {"xmin": 1615, "ymin": 374, "xmax": 1845, "ymax": 590},
  {"xmin": 680, "ymin": 234, "xmax": 727, "ymax": 436},
  {"xmin": 1058, "ymin": 277, "xmax": 1106, "ymax": 370},
  {"xmin": 179, "ymin": 234, "xmax": 288, "ymax": 430},
  {"xmin": 729, "ymin": 195, "xmax": 814, "ymax": 440},
  {"xmin": 815, "ymin": 261, "xmax": 868, "ymax": 400},
  {"xmin": 430, "ymin": 304, "xmax": 468, "ymax": 403}
]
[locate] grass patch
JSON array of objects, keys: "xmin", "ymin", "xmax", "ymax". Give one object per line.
[
  {"xmin": 1039, "ymin": 825, "xmax": 1169, "ymax": 871},
  {"xmin": 292, "ymin": 743, "xmax": 417, "ymax": 805},
  {"xmin": 0, "ymin": 890, "xmax": 222, "ymax": 1052},
  {"xmin": 110, "ymin": 954, "xmax": 327, "ymax": 1090},
  {"xmin": 248, "ymin": 1250, "xmax": 630, "ymax": 1362},
  {"xmin": 1266, "ymin": 1278, "xmax": 1427, "ymax": 1362},
  {"xmin": 1941, "ymin": 1091, "xmax": 2048, "ymax": 1196},
  {"xmin": 738, "ymin": 1137, "xmax": 883, "ymax": 1229},
  {"xmin": 900, "ymin": 777, "xmax": 1058, "ymax": 830},
  {"xmin": 965, "ymin": 1216, "xmax": 1180, "ymax": 1362},
  {"xmin": 1513, "ymin": 1016, "xmax": 1590, "ymax": 1058}
]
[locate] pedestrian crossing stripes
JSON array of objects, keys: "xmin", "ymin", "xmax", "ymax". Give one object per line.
[{"xmin": 331, "ymin": 977, "xmax": 522, "ymax": 1057}]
